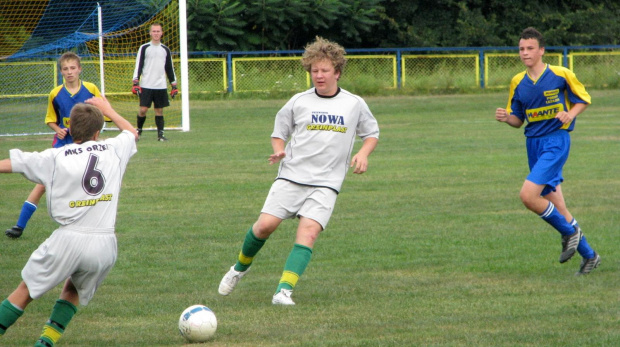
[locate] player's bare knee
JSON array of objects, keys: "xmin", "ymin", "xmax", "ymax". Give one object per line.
[
  {"xmin": 252, "ymin": 220, "xmax": 278, "ymax": 239},
  {"xmin": 519, "ymin": 190, "xmax": 538, "ymax": 211}
]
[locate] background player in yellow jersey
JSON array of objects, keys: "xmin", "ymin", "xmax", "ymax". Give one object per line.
[
  {"xmin": 495, "ymin": 27, "xmax": 600, "ymax": 275},
  {"xmin": 5, "ymin": 52, "xmax": 103, "ymax": 239}
]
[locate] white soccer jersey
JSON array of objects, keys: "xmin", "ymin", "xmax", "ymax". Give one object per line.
[
  {"xmin": 272, "ymin": 88, "xmax": 379, "ymax": 192},
  {"xmin": 9, "ymin": 130, "xmax": 137, "ymax": 231}
]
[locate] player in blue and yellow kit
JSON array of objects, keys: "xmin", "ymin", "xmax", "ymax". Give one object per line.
[
  {"xmin": 5, "ymin": 52, "xmax": 102, "ymax": 239},
  {"xmin": 495, "ymin": 27, "xmax": 600, "ymax": 275}
]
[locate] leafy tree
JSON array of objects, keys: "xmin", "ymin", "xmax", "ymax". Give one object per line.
[
  {"xmin": 330, "ymin": 0, "xmax": 383, "ymax": 44},
  {"xmin": 188, "ymin": 0, "xmax": 383, "ymax": 51},
  {"xmin": 186, "ymin": 0, "xmax": 620, "ymax": 51},
  {"xmin": 242, "ymin": 0, "xmax": 314, "ymax": 50},
  {"xmin": 287, "ymin": 0, "xmax": 382, "ymax": 50},
  {"xmin": 371, "ymin": 0, "xmax": 619, "ymax": 48},
  {"xmin": 187, "ymin": 0, "xmax": 248, "ymax": 51},
  {"xmin": 544, "ymin": 1, "xmax": 620, "ymax": 45}
]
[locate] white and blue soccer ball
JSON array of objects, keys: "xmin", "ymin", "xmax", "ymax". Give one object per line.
[{"xmin": 178, "ymin": 305, "xmax": 217, "ymax": 342}]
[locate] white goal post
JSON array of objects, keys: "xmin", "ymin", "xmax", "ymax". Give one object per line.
[{"xmin": 0, "ymin": 0, "xmax": 189, "ymax": 137}]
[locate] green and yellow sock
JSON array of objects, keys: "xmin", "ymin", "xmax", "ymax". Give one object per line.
[
  {"xmin": 234, "ymin": 227, "xmax": 267, "ymax": 272},
  {"xmin": 0, "ymin": 299, "xmax": 24, "ymax": 336},
  {"xmin": 35, "ymin": 299, "xmax": 77, "ymax": 347},
  {"xmin": 276, "ymin": 243, "xmax": 313, "ymax": 293}
]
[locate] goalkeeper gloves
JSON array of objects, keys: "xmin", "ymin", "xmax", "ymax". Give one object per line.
[
  {"xmin": 170, "ymin": 84, "xmax": 178, "ymax": 99},
  {"xmin": 132, "ymin": 80, "xmax": 142, "ymax": 96}
]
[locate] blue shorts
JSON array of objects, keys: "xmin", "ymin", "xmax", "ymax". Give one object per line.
[{"xmin": 525, "ymin": 130, "xmax": 570, "ymax": 196}]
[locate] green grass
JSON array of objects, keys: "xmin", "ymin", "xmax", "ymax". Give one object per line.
[{"xmin": 1, "ymin": 90, "xmax": 619, "ymax": 346}]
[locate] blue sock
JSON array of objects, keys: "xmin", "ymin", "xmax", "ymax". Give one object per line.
[
  {"xmin": 539, "ymin": 202, "xmax": 574, "ymax": 236},
  {"xmin": 16, "ymin": 201, "xmax": 37, "ymax": 229},
  {"xmin": 571, "ymin": 219, "xmax": 596, "ymax": 259},
  {"xmin": 577, "ymin": 235, "xmax": 595, "ymax": 259},
  {"xmin": 570, "ymin": 218, "xmax": 578, "ymax": 227}
]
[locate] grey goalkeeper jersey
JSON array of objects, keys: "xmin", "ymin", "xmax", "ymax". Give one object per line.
[
  {"xmin": 133, "ymin": 41, "xmax": 177, "ymax": 89},
  {"xmin": 9, "ymin": 130, "xmax": 137, "ymax": 232},
  {"xmin": 272, "ymin": 88, "xmax": 379, "ymax": 193}
]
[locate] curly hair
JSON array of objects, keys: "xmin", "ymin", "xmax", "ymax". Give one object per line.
[{"xmin": 301, "ymin": 36, "xmax": 347, "ymax": 75}]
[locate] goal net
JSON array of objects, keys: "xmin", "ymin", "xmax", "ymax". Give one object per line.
[{"xmin": 0, "ymin": 0, "xmax": 188, "ymax": 137}]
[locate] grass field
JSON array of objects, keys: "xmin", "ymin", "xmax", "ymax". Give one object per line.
[{"xmin": 1, "ymin": 90, "xmax": 619, "ymax": 346}]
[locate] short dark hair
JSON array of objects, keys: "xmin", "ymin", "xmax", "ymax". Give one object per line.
[
  {"xmin": 69, "ymin": 104, "xmax": 104, "ymax": 143},
  {"xmin": 520, "ymin": 27, "xmax": 545, "ymax": 47}
]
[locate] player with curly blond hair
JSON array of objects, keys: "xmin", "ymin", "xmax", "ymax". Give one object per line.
[{"xmin": 218, "ymin": 36, "xmax": 380, "ymax": 305}]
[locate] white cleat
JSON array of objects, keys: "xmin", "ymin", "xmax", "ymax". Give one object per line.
[
  {"xmin": 218, "ymin": 265, "xmax": 249, "ymax": 296},
  {"xmin": 272, "ymin": 289, "xmax": 295, "ymax": 305}
]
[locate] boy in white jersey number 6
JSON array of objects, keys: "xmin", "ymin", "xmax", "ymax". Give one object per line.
[
  {"xmin": 495, "ymin": 27, "xmax": 600, "ymax": 275},
  {"xmin": 0, "ymin": 96, "xmax": 138, "ymax": 346},
  {"xmin": 218, "ymin": 36, "xmax": 380, "ymax": 305}
]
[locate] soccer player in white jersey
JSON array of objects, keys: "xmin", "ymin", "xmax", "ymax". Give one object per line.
[
  {"xmin": 495, "ymin": 27, "xmax": 600, "ymax": 275},
  {"xmin": 132, "ymin": 22, "xmax": 177, "ymax": 141},
  {"xmin": 0, "ymin": 96, "xmax": 138, "ymax": 346},
  {"xmin": 218, "ymin": 36, "xmax": 380, "ymax": 305}
]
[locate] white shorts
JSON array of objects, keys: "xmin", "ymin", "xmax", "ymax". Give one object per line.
[
  {"xmin": 261, "ymin": 179, "xmax": 338, "ymax": 229},
  {"xmin": 22, "ymin": 227, "xmax": 117, "ymax": 306}
]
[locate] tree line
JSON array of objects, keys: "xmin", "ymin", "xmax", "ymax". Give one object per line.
[{"xmin": 186, "ymin": 0, "xmax": 620, "ymax": 51}]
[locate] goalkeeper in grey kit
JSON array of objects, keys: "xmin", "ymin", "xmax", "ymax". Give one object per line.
[
  {"xmin": 218, "ymin": 36, "xmax": 379, "ymax": 305},
  {"xmin": 132, "ymin": 22, "xmax": 177, "ymax": 141}
]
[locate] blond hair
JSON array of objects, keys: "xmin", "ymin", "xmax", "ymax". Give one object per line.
[{"xmin": 301, "ymin": 36, "xmax": 347, "ymax": 75}]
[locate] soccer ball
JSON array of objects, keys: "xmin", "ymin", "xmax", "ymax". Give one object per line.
[{"xmin": 178, "ymin": 305, "xmax": 217, "ymax": 342}]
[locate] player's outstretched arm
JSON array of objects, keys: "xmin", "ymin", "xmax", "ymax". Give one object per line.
[
  {"xmin": 85, "ymin": 96, "xmax": 139, "ymax": 141},
  {"xmin": 0, "ymin": 159, "xmax": 13, "ymax": 173}
]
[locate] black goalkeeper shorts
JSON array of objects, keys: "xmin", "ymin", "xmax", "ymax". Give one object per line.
[{"xmin": 139, "ymin": 88, "xmax": 169, "ymax": 109}]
